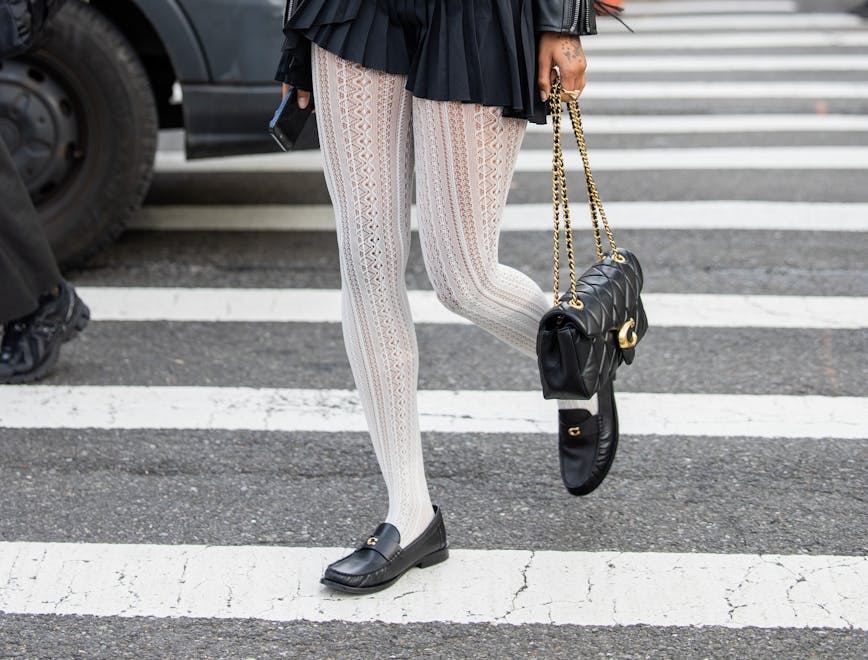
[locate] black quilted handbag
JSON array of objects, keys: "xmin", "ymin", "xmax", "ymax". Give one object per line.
[{"xmin": 536, "ymin": 78, "xmax": 648, "ymax": 399}]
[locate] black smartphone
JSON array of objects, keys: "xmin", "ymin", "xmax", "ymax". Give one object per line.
[{"xmin": 269, "ymin": 84, "xmax": 317, "ymax": 151}]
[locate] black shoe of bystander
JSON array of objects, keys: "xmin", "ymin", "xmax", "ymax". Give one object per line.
[{"xmin": 0, "ymin": 280, "xmax": 90, "ymax": 384}]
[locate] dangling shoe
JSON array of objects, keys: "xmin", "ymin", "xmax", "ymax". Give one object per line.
[
  {"xmin": 557, "ymin": 379, "xmax": 619, "ymax": 496},
  {"xmin": 320, "ymin": 504, "xmax": 449, "ymax": 594}
]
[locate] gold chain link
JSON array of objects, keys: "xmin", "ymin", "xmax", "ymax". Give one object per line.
[
  {"xmin": 550, "ymin": 84, "xmax": 581, "ymax": 308},
  {"xmin": 549, "ymin": 78, "xmax": 624, "ymax": 308},
  {"xmin": 564, "ymin": 97, "xmax": 622, "ymax": 262}
]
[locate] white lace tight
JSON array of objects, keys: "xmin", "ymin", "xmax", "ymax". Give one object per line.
[{"xmin": 311, "ymin": 43, "xmax": 596, "ymax": 546}]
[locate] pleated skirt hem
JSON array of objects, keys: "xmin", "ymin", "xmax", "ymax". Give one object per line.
[{"xmin": 286, "ymin": 0, "xmax": 549, "ymax": 124}]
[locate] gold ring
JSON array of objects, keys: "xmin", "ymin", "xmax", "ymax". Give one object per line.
[{"xmin": 563, "ymin": 89, "xmax": 581, "ymax": 101}]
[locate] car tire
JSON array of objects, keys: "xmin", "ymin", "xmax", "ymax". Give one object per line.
[{"xmin": 0, "ymin": 0, "xmax": 158, "ymax": 268}]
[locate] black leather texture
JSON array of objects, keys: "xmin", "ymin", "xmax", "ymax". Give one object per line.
[
  {"xmin": 558, "ymin": 379, "xmax": 618, "ymax": 496},
  {"xmin": 283, "ymin": 1, "xmax": 598, "ymax": 37},
  {"xmin": 536, "ymin": 248, "xmax": 648, "ymax": 399},
  {"xmin": 276, "ymin": 0, "xmax": 600, "ymax": 90},
  {"xmin": 320, "ymin": 504, "xmax": 449, "ymax": 594},
  {"xmin": 534, "ymin": 0, "xmax": 597, "ymax": 35}
]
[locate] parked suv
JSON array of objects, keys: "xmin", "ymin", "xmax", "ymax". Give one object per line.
[{"xmin": 0, "ymin": 0, "xmax": 287, "ymax": 267}]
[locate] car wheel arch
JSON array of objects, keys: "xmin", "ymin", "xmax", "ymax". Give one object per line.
[{"xmin": 88, "ymin": 0, "xmax": 211, "ymax": 130}]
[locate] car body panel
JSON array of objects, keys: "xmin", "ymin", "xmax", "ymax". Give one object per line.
[
  {"xmin": 182, "ymin": 83, "xmax": 284, "ymax": 158},
  {"xmin": 128, "ymin": 0, "xmax": 211, "ymax": 82},
  {"xmin": 176, "ymin": 0, "xmax": 285, "ymax": 83},
  {"xmin": 122, "ymin": 0, "xmax": 288, "ymax": 157}
]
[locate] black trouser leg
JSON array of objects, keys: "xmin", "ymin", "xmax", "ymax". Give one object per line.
[{"xmin": 0, "ymin": 136, "xmax": 62, "ymax": 322}]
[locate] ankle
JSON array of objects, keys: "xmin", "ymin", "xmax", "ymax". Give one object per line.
[{"xmin": 386, "ymin": 501, "xmax": 436, "ymax": 547}]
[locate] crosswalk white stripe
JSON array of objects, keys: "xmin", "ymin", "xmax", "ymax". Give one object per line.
[
  {"xmin": 130, "ymin": 201, "xmax": 868, "ymax": 232},
  {"xmin": 0, "ymin": 542, "xmax": 863, "ymax": 628},
  {"xmin": 570, "ymin": 83, "xmax": 868, "ymax": 100},
  {"xmin": 583, "ymin": 31, "xmax": 868, "ymax": 49},
  {"xmin": 155, "ymin": 146, "xmax": 868, "ymax": 174},
  {"xmin": 519, "ymin": 147, "xmax": 868, "ymax": 170},
  {"xmin": 623, "ymin": 1, "xmax": 797, "ymax": 15},
  {"xmin": 154, "ymin": 115, "xmax": 868, "ymax": 139},
  {"xmin": 0, "ymin": 387, "xmax": 863, "ymax": 439},
  {"xmin": 595, "ymin": 13, "xmax": 863, "ymax": 31},
  {"xmin": 616, "ymin": 115, "xmax": 868, "ymax": 133},
  {"xmin": 75, "ymin": 288, "xmax": 868, "ymax": 329},
  {"xmin": 524, "ymin": 114, "xmax": 868, "ymax": 134},
  {"xmin": 586, "ymin": 55, "xmax": 868, "ymax": 72}
]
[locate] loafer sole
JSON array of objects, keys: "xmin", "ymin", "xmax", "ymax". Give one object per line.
[{"xmin": 320, "ymin": 545, "xmax": 449, "ymax": 595}]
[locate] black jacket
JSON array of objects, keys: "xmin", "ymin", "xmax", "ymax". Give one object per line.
[
  {"xmin": 282, "ymin": 0, "xmax": 596, "ymax": 35},
  {"xmin": 276, "ymin": 0, "xmax": 597, "ymax": 89},
  {"xmin": 535, "ymin": 0, "xmax": 597, "ymax": 35}
]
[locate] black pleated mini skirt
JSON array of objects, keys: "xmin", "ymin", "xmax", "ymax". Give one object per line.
[{"xmin": 283, "ymin": 0, "xmax": 549, "ymax": 124}]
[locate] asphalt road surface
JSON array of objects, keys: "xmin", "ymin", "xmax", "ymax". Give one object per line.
[{"xmin": 1, "ymin": 0, "xmax": 866, "ymax": 657}]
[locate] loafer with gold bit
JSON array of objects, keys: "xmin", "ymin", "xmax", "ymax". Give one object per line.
[
  {"xmin": 320, "ymin": 504, "xmax": 449, "ymax": 594},
  {"xmin": 557, "ymin": 379, "xmax": 619, "ymax": 496}
]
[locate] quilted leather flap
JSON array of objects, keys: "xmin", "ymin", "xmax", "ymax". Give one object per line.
[{"xmin": 541, "ymin": 249, "xmax": 647, "ymax": 339}]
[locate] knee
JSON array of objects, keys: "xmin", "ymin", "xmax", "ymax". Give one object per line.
[{"xmin": 431, "ymin": 279, "xmax": 479, "ymax": 318}]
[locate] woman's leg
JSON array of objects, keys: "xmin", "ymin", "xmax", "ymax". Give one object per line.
[
  {"xmin": 311, "ymin": 43, "xmax": 435, "ymax": 544},
  {"xmin": 412, "ymin": 98, "xmax": 597, "ymax": 413}
]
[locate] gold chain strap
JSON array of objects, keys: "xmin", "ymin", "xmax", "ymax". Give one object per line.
[{"xmin": 549, "ymin": 77, "xmax": 624, "ymax": 308}]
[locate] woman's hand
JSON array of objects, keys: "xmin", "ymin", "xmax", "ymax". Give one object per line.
[
  {"xmin": 537, "ymin": 32, "xmax": 588, "ymax": 103},
  {"xmin": 282, "ymin": 82, "xmax": 312, "ymax": 109}
]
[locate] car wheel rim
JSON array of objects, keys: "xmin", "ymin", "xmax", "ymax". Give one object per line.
[{"xmin": 0, "ymin": 57, "xmax": 83, "ymax": 205}]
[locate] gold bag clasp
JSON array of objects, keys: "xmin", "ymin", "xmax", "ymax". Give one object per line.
[{"xmin": 618, "ymin": 318, "xmax": 638, "ymax": 349}]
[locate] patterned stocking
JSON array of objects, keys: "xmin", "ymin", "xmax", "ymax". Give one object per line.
[{"xmin": 311, "ymin": 43, "xmax": 596, "ymax": 548}]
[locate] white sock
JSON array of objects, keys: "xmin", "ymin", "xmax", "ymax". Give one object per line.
[{"xmin": 557, "ymin": 394, "xmax": 599, "ymax": 415}]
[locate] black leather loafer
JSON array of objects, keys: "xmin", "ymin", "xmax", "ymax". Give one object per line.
[
  {"xmin": 320, "ymin": 504, "xmax": 449, "ymax": 594},
  {"xmin": 557, "ymin": 380, "xmax": 618, "ymax": 496}
]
